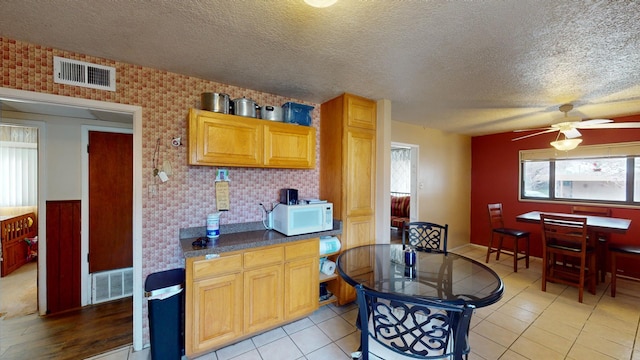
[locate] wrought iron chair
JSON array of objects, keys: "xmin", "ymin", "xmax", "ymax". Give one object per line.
[
  {"xmin": 486, "ymin": 203, "xmax": 530, "ymax": 272},
  {"xmin": 402, "ymin": 222, "xmax": 448, "ymax": 253},
  {"xmin": 353, "ymin": 284, "xmax": 474, "ymax": 360},
  {"xmin": 541, "ymin": 214, "xmax": 596, "ymax": 303}
]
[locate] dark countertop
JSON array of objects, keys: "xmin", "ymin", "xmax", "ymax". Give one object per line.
[{"xmin": 180, "ymin": 220, "xmax": 342, "ymax": 258}]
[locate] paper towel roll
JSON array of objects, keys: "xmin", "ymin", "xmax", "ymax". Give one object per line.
[
  {"xmin": 319, "ymin": 236, "xmax": 341, "ymax": 255},
  {"xmin": 320, "ymin": 260, "xmax": 336, "ymax": 275}
]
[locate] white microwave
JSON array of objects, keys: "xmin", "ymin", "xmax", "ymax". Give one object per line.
[{"xmin": 271, "ymin": 203, "xmax": 333, "ymax": 236}]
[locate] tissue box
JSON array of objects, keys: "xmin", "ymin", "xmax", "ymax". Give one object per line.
[{"xmin": 282, "ymin": 102, "xmax": 314, "ymax": 126}]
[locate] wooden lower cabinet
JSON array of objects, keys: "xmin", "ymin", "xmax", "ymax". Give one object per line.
[
  {"xmin": 244, "ymin": 264, "xmax": 284, "ymax": 333},
  {"xmin": 191, "ymin": 273, "xmax": 243, "ymax": 353},
  {"xmin": 185, "ymin": 238, "xmax": 319, "ymax": 357},
  {"xmin": 285, "ymin": 257, "xmax": 319, "ymax": 319},
  {"xmin": 329, "ymin": 215, "xmax": 375, "ymax": 305}
]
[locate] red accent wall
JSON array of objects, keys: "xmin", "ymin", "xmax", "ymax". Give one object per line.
[{"xmin": 471, "ymin": 115, "xmax": 640, "ymax": 276}]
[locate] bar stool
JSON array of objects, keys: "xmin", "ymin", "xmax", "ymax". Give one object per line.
[
  {"xmin": 486, "ymin": 203, "xmax": 530, "ymax": 272},
  {"xmin": 609, "ymin": 243, "xmax": 640, "ymax": 297}
]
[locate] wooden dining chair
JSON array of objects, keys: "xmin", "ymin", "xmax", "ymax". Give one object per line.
[
  {"xmin": 402, "ymin": 221, "xmax": 448, "ymax": 253},
  {"xmin": 609, "ymin": 243, "xmax": 640, "ymax": 297},
  {"xmin": 571, "ymin": 205, "xmax": 611, "ymax": 283},
  {"xmin": 541, "ymin": 214, "xmax": 596, "ymax": 303},
  {"xmin": 486, "ymin": 203, "xmax": 530, "ymax": 272},
  {"xmin": 354, "ymin": 284, "xmax": 474, "ymax": 360}
]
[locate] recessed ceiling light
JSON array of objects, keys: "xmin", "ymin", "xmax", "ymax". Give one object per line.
[{"xmin": 304, "ymin": 0, "xmax": 338, "ymax": 8}]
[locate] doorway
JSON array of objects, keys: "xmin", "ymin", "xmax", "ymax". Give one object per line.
[
  {"xmin": 391, "ymin": 143, "xmax": 418, "ymax": 223},
  {"xmin": 0, "ymin": 124, "xmax": 40, "ymax": 319},
  {"xmin": 0, "ymin": 87, "xmax": 144, "ymax": 350}
]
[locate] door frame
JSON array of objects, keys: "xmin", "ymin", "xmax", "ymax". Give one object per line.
[
  {"xmin": 81, "ymin": 126, "xmax": 133, "ymax": 305},
  {"xmin": 0, "ymin": 87, "xmax": 144, "ymax": 351},
  {"xmin": 391, "ymin": 142, "xmax": 419, "ymax": 222}
]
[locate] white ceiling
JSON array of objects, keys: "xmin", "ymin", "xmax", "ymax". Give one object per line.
[{"xmin": 1, "ymin": 0, "xmax": 640, "ymax": 136}]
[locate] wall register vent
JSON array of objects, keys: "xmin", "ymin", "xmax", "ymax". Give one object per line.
[
  {"xmin": 54, "ymin": 56, "xmax": 116, "ymax": 91},
  {"xmin": 91, "ymin": 267, "xmax": 133, "ymax": 304}
]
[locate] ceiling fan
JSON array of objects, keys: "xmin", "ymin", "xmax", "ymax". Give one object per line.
[{"xmin": 512, "ymin": 104, "xmax": 640, "ymax": 150}]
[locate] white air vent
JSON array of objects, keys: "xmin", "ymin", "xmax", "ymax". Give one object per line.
[
  {"xmin": 91, "ymin": 267, "xmax": 133, "ymax": 304},
  {"xmin": 54, "ymin": 56, "xmax": 116, "ymax": 91}
]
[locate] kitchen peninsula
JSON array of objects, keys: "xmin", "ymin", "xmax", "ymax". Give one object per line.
[{"xmin": 179, "ymin": 221, "xmax": 342, "ymax": 357}]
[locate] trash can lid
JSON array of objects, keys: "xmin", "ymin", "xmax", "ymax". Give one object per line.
[
  {"xmin": 145, "ymin": 284, "xmax": 183, "ymax": 298},
  {"xmin": 145, "ymin": 268, "xmax": 185, "ymax": 292}
]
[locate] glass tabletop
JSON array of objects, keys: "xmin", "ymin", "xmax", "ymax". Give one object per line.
[{"xmin": 336, "ymin": 244, "xmax": 504, "ymax": 308}]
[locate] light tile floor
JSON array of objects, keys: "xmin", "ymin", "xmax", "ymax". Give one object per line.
[{"xmin": 87, "ymin": 244, "xmax": 640, "ymax": 360}]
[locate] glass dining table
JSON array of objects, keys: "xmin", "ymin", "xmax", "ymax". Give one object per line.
[{"xmin": 336, "ymin": 244, "xmax": 504, "ymax": 308}]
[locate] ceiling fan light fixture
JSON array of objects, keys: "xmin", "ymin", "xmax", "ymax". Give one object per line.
[
  {"xmin": 551, "ymin": 138, "xmax": 582, "ymax": 151},
  {"xmin": 304, "ymin": 0, "xmax": 338, "ymax": 7}
]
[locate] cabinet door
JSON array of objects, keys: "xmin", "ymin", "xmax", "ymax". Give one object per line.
[
  {"xmin": 336, "ymin": 215, "xmax": 375, "ymax": 305},
  {"xmin": 263, "ymin": 123, "xmax": 316, "ymax": 169},
  {"xmin": 346, "ymin": 95, "xmax": 376, "ymax": 130},
  {"xmin": 192, "ymin": 273, "xmax": 243, "ymax": 352},
  {"xmin": 284, "ymin": 257, "xmax": 319, "ymax": 319},
  {"xmin": 189, "ymin": 110, "xmax": 263, "ymax": 166},
  {"xmin": 346, "ymin": 128, "xmax": 376, "ymax": 217},
  {"xmin": 244, "ymin": 265, "xmax": 283, "ymax": 333}
]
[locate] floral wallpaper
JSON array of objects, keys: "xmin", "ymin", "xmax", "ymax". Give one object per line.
[{"xmin": 1, "ymin": 37, "xmax": 321, "ymax": 343}]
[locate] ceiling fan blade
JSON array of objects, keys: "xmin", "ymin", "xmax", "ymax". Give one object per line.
[
  {"xmin": 512, "ymin": 129, "xmax": 557, "ymax": 141},
  {"xmin": 573, "ymin": 119, "xmax": 613, "ymax": 128},
  {"xmin": 577, "ymin": 122, "xmax": 640, "ymax": 129},
  {"xmin": 513, "ymin": 127, "xmax": 553, "ymax": 133},
  {"xmin": 562, "ymin": 128, "xmax": 582, "ymax": 138}
]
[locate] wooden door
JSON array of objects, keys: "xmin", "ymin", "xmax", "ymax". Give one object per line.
[{"xmin": 88, "ymin": 131, "xmax": 133, "ymax": 273}]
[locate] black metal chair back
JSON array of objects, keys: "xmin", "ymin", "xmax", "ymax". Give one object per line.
[
  {"xmin": 403, "ymin": 221, "xmax": 448, "ymax": 253},
  {"xmin": 355, "ymin": 284, "xmax": 474, "ymax": 360}
]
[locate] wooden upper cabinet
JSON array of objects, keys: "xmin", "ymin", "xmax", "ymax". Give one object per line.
[
  {"xmin": 189, "ymin": 109, "xmax": 262, "ymax": 166},
  {"xmin": 188, "ymin": 109, "xmax": 315, "ymax": 169},
  {"xmin": 346, "ymin": 94, "xmax": 377, "ymax": 130},
  {"xmin": 263, "ymin": 122, "xmax": 316, "ymax": 169}
]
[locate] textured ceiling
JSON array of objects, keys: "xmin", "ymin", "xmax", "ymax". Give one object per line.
[{"xmin": 1, "ymin": 0, "xmax": 640, "ymax": 136}]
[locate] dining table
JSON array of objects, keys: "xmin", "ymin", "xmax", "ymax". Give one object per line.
[
  {"xmin": 336, "ymin": 244, "xmax": 504, "ymax": 358},
  {"xmin": 336, "ymin": 244, "xmax": 504, "ymax": 308},
  {"xmin": 515, "ymin": 211, "xmax": 631, "ymax": 234}
]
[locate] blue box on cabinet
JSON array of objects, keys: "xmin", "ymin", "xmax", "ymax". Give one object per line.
[{"xmin": 282, "ymin": 102, "xmax": 314, "ymax": 126}]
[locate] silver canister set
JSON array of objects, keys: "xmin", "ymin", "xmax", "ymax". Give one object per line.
[{"xmin": 201, "ymin": 92, "xmax": 283, "ymax": 122}]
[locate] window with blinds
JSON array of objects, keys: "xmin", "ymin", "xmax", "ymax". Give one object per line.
[{"xmin": 0, "ymin": 125, "xmax": 38, "ymax": 207}]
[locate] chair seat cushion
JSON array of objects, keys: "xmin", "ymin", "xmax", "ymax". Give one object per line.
[
  {"xmin": 609, "ymin": 244, "xmax": 640, "ymax": 255},
  {"xmin": 493, "ymin": 227, "xmax": 529, "ymax": 238}
]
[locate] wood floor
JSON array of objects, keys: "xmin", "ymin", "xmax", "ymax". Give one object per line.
[{"xmin": 0, "ymin": 297, "xmax": 132, "ymax": 360}]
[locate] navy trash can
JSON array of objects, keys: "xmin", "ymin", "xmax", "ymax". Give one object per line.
[{"xmin": 145, "ymin": 268, "xmax": 185, "ymax": 359}]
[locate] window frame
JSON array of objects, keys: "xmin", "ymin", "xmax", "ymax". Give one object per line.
[{"xmin": 519, "ymin": 142, "xmax": 640, "ymax": 207}]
